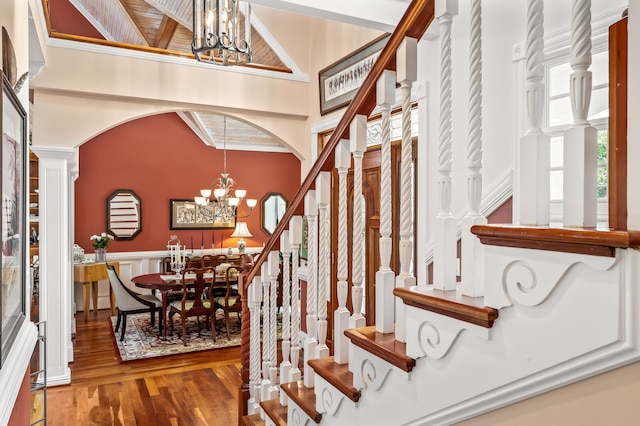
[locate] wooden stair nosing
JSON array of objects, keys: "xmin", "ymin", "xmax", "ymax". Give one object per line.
[
  {"xmin": 344, "ymin": 326, "xmax": 416, "ymax": 372},
  {"xmin": 393, "ymin": 287, "xmax": 499, "ymax": 328},
  {"xmin": 242, "ymin": 413, "xmax": 265, "ymax": 426},
  {"xmin": 308, "ymin": 356, "xmax": 361, "ymax": 402},
  {"xmin": 280, "ymin": 380, "xmax": 322, "ymax": 423},
  {"xmin": 260, "ymin": 398, "xmax": 287, "ymax": 426}
]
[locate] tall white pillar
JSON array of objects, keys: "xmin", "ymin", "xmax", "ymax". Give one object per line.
[
  {"xmin": 563, "ymin": 0, "xmax": 597, "ymax": 228},
  {"xmin": 315, "ymin": 172, "xmax": 331, "ymax": 360},
  {"xmin": 31, "ymin": 146, "xmax": 76, "ymax": 386},
  {"xmin": 395, "ymin": 37, "xmax": 418, "ymax": 343},
  {"xmin": 376, "ymin": 70, "xmax": 397, "ymax": 334},
  {"xmin": 433, "ymin": 1, "xmax": 459, "ymax": 292},
  {"xmin": 461, "ymin": 0, "xmax": 487, "ymax": 297},
  {"xmin": 350, "ymin": 115, "xmax": 367, "ymax": 329},
  {"xmin": 303, "ymin": 191, "xmax": 318, "ymax": 387}
]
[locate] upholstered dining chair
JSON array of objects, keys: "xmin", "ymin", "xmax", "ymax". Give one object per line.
[
  {"xmin": 214, "ymin": 266, "xmax": 242, "ymax": 340},
  {"xmin": 106, "ymin": 263, "xmax": 163, "ymax": 341},
  {"xmin": 168, "ymin": 267, "xmax": 217, "ymax": 345}
]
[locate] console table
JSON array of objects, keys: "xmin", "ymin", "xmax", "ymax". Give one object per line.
[{"xmin": 74, "ymin": 262, "xmax": 119, "ymax": 321}]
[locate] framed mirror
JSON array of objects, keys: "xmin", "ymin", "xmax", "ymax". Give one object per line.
[
  {"xmin": 106, "ymin": 189, "xmax": 142, "ymax": 240},
  {"xmin": 261, "ymin": 192, "xmax": 287, "ymax": 236}
]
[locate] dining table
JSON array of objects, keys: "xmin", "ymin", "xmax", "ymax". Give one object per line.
[{"xmin": 131, "ymin": 272, "xmax": 235, "ymax": 339}]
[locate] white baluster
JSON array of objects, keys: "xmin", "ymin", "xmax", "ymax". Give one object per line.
[
  {"xmin": 461, "ymin": 0, "xmax": 487, "ymax": 298},
  {"xmin": 335, "ymin": 139, "xmax": 351, "ymax": 363},
  {"xmin": 519, "ymin": 0, "xmax": 550, "ymax": 226},
  {"xmin": 289, "ymin": 216, "xmax": 303, "ymax": 381},
  {"xmin": 267, "ymin": 251, "xmax": 280, "ymax": 400},
  {"xmin": 395, "ymin": 37, "xmax": 417, "ymax": 343},
  {"xmin": 433, "ymin": 1, "xmax": 459, "ymax": 292},
  {"xmin": 279, "ymin": 231, "xmax": 291, "ymax": 405},
  {"xmin": 350, "ymin": 115, "xmax": 367, "ymax": 329},
  {"xmin": 248, "ymin": 276, "xmax": 262, "ymax": 414},
  {"xmin": 260, "ymin": 262, "xmax": 271, "ymax": 403},
  {"xmin": 304, "ymin": 191, "xmax": 318, "ymax": 387},
  {"xmin": 376, "ymin": 70, "xmax": 397, "ymax": 333},
  {"xmin": 315, "ymin": 171, "xmax": 331, "ymax": 360},
  {"xmin": 563, "ymin": 0, "xmax": 597, "ymax": 228}
]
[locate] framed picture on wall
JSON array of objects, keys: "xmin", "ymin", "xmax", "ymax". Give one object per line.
[
  {"xmin": 318, "ymin": 33, "xmax": 390, "ymax": 116},
  {"xmin": 0, "ymin": 73, "xmax": 27, "ymax": 367},
  {"xmin": 170, "ymin": 199, "xmax": 236, "ymax": 230}
]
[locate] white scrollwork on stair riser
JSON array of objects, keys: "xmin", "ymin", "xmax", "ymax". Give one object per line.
[
  {"xmin": 359, "ymin": 358, "xmax": 392, "ymax": 391},
  {"xmin": 289, "ymin": 406, "xmax": 313, "ymax": 426},
  {"xmin": 502, "ymin": 253, "xmax": 618, "ymax": 307},
  {"xmin": 319, "ymin": 386, "xmax": 345, "ymax": 416},
  {"xmin": 486, "ymin": 247, "xmax": 619, "ymax": 308},
  {"xmin": 415, "ymin": 321, "xmax": 464, "ymax": 360}
]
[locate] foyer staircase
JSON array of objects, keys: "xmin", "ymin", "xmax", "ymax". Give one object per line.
[{"xmin": 238, "ymin": 1, "xmax": 639, "ymax": 425}]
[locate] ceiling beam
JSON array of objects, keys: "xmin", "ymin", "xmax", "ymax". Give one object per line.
[{"xmin": 154, "ymin": 15, "xmax": 178, "ymax": 49}]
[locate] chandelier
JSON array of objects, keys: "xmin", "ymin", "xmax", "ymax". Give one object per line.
[
  {"xmin": 195, "ymin": 117, "xmax": 257, "ymax": 223},
  {"xmin": 192, "ymin": 0, "xmax": 252, "ymax": 66}
]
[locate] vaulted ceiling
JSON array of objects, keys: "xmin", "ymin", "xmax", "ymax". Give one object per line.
[
  {"xmin": 44, "ymin": 0, "xmax": 294, "ymax": 153},
  {"xmin": 42, "ymin": 0, "xmax": 408, "ymax": 152}
]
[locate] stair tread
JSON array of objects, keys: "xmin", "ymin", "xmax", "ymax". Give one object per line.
[
  {"xmin": 260, "ymin": 398, "xmax": 287, "ymax": 426},
  {"xmin": 394, "ymin": 287, "xmax": 498, "ymax": 328},
  {"xmin": 281, "ymin": 380, "xmax": 322, "ymax": 423},
  {"xmin": 241, "ymin": 413, "xmax": 265, "ymax": 426},
  {"xmin": 308, "ymin": 356, "xmax": 361, "ymax": 402},
  {"xmin": 345, "ymin": 326, "xmax": 416, "ymax": 372}
]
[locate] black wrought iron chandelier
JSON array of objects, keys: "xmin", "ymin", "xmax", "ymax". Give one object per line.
[
  {"xmin": 195, "ymin": 117, "xmax": 257, "ymax": 223},
  {"xmin": 192, "ymin": 0, "xmax": 252, "ymax": 66}
]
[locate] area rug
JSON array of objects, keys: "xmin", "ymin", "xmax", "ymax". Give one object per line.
[{"xmin": 109, "ymin": 312, "xmax": 242, "ymax": 362}]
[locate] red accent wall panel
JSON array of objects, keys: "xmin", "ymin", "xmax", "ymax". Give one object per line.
[
  {"xmin": 74, "ymin": 113, "xmax": 301, "ymax": 253},
  {"xmin": 8, "ymin": 369, "xmax": 30, "ymax": 426},
  {"xmin": 48, "ymin": 0, "xmax": 105, "ymax": 39}
]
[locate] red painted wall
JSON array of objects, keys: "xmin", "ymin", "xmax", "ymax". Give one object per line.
[
  {"xmin": 8, "ymin": 369, "xmax": 30, "ymax": 426},
  {"xmin": 49, "ymin": 0, "xmax": 105, "ymax": 39},
  {"xmin": 74, "ymin": 113, "xmax": 300, "ymax": 254}
]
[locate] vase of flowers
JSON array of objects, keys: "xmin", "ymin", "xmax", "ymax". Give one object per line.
[{"xmin": 90, "ymin": 232, "xmax": 114, "ymax": 262}]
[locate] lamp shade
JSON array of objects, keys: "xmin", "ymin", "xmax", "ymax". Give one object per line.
[{"xmin": 231, "ymin": 222, "xmax": 253, "ymax": 238}]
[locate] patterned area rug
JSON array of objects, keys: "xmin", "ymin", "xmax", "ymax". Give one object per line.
[{"xmin": 109, "ymin": 312, "xmax": 242, "ymax": 362}]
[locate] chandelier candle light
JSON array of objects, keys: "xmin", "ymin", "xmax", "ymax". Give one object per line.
[
  {"xmin": 194, "ymin": 117, "xmax": 257, "ymax": 223},
  {"xmin": 192, "ymin": 0, "xmax": 252, "ymax": 66}
]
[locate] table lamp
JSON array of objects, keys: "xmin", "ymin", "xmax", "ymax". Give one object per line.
[{"xmin": 231, "ymin": 222, "xmax": 252, "ymax": 254}]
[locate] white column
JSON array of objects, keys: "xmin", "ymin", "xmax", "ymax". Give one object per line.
[
  {"xmin": 303, "ymin": 191, "xmax": 318, "ymax": 387},
  {"xmin": 288, "ymin": 216, "xmax": 303, "ymax": 381},
  {"xmin": 563, "ymin": 0, "xmax": 597, "ymax": 228},
  {"xmin": 279, "ymin": 231, "xmax": 292, "ymax": 405},
  {"xmin": 461, "ymin": 0, "xmax": 487, "ymax": 298},
  {"xmin": 433, "ymin": 1, "xmax": 459, "ymax": 292},
  {"xmin": 31, "ymin": 146, "xmax": 76, "ymax": 386},
  {"xmin": 315, "ymin": 172, "xmax": 331, "ymax": 360},
  {"xmin": 334, "ymin": 139, "xmax": 351, "ymax": 363},
  {"xmin": 247, "ymin": 276, "xmax": 263, "ymax": 414},
  {"xmin": 376, "ymin": 70, "xmax": 397, "ymax": 334},
  {"xmin": 267, "ymin": 251, "xmax": 280, "ymax": 400},
  {"xmin": 395, "ymin": 37, "xmax": 418, "ymax": 343},
  {"xmin": 518, "ymin": 0, "xmax": 550, "ymax": 226},
  {"xmin": 350, "ymin": 115, "xmax": 367, "ymax": 329}
]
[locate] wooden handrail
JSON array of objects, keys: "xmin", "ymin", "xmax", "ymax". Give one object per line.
[{"xmin": 245, "ymin": 0, "xmax": 435, "ymax": 286}]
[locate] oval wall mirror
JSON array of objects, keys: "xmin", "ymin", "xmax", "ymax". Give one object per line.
[
  {"xmin": 261, "ymin": 193, "xmax": 287, "ymax": 236},
  {"xmin": 106, "ymin": 189, "xmax": 142, "ymax": 240}
]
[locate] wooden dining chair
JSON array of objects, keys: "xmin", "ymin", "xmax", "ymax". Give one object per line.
[
  {"xmin": 168, "ymin": 267, "xmax": 217, "ymax": 345},
  {"xmin": 214, "ymin": 266, "xmax": 242, "ymax": 340},
  {"xmin": 201, "ymin": 254, "xmax": 228, "ymax": 268},
  {"xmin": 106, "ymin": 263, "xmax": 163, "ymax": 341},
  {"xmin": 161, "ymin": 256, "xmax": 197, "ymax": 302}
]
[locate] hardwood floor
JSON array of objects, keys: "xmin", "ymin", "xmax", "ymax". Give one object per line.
[{"xmin": 45, "ymin": 309, "xmax": 242, "ymax": 425}]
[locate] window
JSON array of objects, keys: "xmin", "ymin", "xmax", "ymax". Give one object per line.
[{"xmin": 545, "ymin": 50, "xmax": 609, "ymax": 224}]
